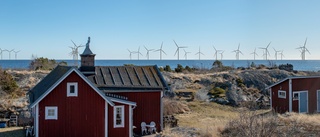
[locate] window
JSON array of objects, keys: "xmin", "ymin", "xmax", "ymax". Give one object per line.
[
  {"xmin": 67, "ymin": 82, "xmax": 78, "ymax": 97},
  {"xmin": 45, "ymin": 106, "xmax": 58, "ymax": 120},
  {"xmin": 114, "ymin": 106, "xmax": 124, "ymax": 127},
  {"xmin": 293, "ymin": 92, "xmax": 299, "ymax": 100},
  {"xmin": 278, "ymin": 90, "xmax": 286, "ymax": 99}
]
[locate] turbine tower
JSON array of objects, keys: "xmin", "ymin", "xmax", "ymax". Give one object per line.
[
  {"xmin": 195, "ymin": 46, "xmax": 204, "ymax": 60},
  {"xmin": 127, "ymin": 49, "xmax": 136, "ymax": 60},
  {"xmin": 273, "ymin": 48, "xmax": 281, "ymax": 60},
  {"xmin": 13, "ymin": 50, "xmax": 20, "ymax": 60},
  {"xmin": 212, "ymin": 46, "xmax": 222, "ymax": 60},
  {"xmin": 250, "ymin": 48, "xmax": 258, "ymax": 60},
  {"xmin": 259, "ymin": 42, "xmax": 271, "ymax": 60},
  {"xmin": 154, "ymin": 42, "xmax": 166, "ymax": 60},
  {"xmin": 136, "ymin": 46, "xmax": 143, "ymax": 60},
  {"xmin": 219, "ymin": 51, "xmax": 224, "ymax": 60},
  {"xmin": 173, "ymin": 40, "xmax": 187, "ymax": 60},
  {"xmin": 232, "ymin": 43, "xmax": 243, "ymax": 60},
  {"xmin": 279, "ymin": 50, "xmax": 285, "ymax": 60},
  {"xmin": 0, "ymin": 48, "xmax": 4, "ymax": 60},
  {"xmin": 183, "ymin": 49, "xmax": 191, "ymax": 60},
  {"xmin": 296, "ymin": 38, "xmax": 310, "ymax": 60},
  {"xmin": 69, "ymin": 40, "xmax": 83, "ymax": 66},
  {"xmin": 144, "ymin": 46, "xmax": 154, "ymax": 60},
  {"xmin": 6, "ymin": 49, "xmax": 14, "ymax": 60}
]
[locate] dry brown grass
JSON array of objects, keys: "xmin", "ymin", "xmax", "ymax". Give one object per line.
[{"xmin": 0, "ymin": 127, "xmax": 24, "ymax": 137}]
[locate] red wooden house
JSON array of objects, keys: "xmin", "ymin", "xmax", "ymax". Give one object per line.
[
  {"xmin": 267, "ymin": 76, "xmax": 320, "ymax": 113},
  {"xmin": 29, "ymin": 37, "xmax": 169, "ymax": 137}
]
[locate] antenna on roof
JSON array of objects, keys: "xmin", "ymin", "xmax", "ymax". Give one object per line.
[{"xmin": 69, "ymin": 40, "xmax": 84, "ymax": 66}]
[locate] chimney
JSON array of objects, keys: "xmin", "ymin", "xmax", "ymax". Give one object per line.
[{"xmin": 79, "ymin": 37, "xmax": 96, "ymax": 75}]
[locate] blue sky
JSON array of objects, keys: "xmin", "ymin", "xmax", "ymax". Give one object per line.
[{"xmin": 1, "ymin": 0, "xmax": 320, "ymax": 60}]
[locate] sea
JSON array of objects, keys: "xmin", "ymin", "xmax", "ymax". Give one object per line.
[{"xmin": 1, "ymin": 59, "xmax": 320, "ymax": 71}]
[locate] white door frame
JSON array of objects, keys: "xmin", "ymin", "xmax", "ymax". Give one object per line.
[
  {"xmin": 317, "ymin": 90, "xmax": 320, "ymax": 112},
  {"xmin": 294, "ymin": 91, "xmax": 308, "ymax": 113}
]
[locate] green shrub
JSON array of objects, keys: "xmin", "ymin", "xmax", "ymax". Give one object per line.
[
  {"xmin": 29, "ymin": 57, "xmax": 66, "ymax": 70},
  {"xmin": 0, "ymin": 69, "xmax": 19, "ymax": 95},
  {"xmin": 175, "ymin": 64, "xmax": 184, "ymax": 73},
  {"xmin": 164, "ymin": 65, "xmax": 172, "ymax": 72},
  {"xmin": 208, "ymin": 87, "xmax": 226, "ymax": 97}
]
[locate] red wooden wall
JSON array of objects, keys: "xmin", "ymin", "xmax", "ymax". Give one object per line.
[
  {"xmin": 116, "ymin": 91, "xmax": 161, "ymax": 135},
  {"xmin": 38, "ymin": 72, "xmax": 105, "ymax": 137},
  {"xmin": 271, "ymin": 80, "xmax": 289, "ymax": 113},
  {"xmin": 107, "ymin": 102, "xmax": 130, "ymax": 137},
  {"xmin": 292, "ymin": 77, "xmax": 320, "ymax": 113}
]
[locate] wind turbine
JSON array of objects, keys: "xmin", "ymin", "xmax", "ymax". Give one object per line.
[
  {"xmin": 69, "ymin": 40, "xmax": 83, "ymax": 66},
  {"xmin": 250, "ymin": 48, "xmax": 258, "ymax": 60},
  {"xmin": 195, "ymin": 46, "xmax": 205, "ymax": 60},
  {"xmin": 259, "ymin": 42, "xmax": 271, "ymax": 60},
  {"xmin": 6, "ymin": 49, "xmax": 14, "ymax": 60},
  {"xmin": 232, "ymin": 43, "xmax": 243, "ymax": 60},
  {"xmin": 13, "ymin": 50, "xmax": 20, "ymax": 60},
  {"xmin": 144, "ymin": 46, "xmax": 154, "ymax": 60},
  {"xmin": 154, "ymin": 42, "xmax": 166, "ymax": 60},
  {"xmin": 127, "ymin": 49, "xmax": 136, "ymax": 60},
  {"xmin": 273, "ymin": 47, "xmax": 281, "ymax": 60},
  {"xmin": 212, "ymin": 46, "xmax": 222, "ymax": 60},
  {"xmin": 0, "ymin": 48, "xmax": 4, "ymax": 60},
  {"xmin": 279, "ymin": 50, "xmax": 285, "ymax": 60},
  {"xmin": 296, "ymin": 38, "xmax": 310, "ymax": 60},
  {"xmin": 219, "ymin": 51, "xmax": 224, "ymax": 60},
  {"xmin": 136, "ymin": 46, "xmax": 143, "ymax": 60},
  {"xmin": 173, "ymin": 40, "xmax": 187, "ymax": 60},
  {"xmin": 183, "ymin": 49, "xmax": 191, "ymax": 60}
]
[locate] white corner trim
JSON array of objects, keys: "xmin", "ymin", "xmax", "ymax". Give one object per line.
[
  {"xmin": 317, "ymin": 90, "xmax": 320, "ymax": 112},
  {"xmin": 160, "ymin": 91, "xmax": 163, "ymax": 131},
  {"xmin": 129, "ymin": 105, "xmax": 133, "ymax": 137},
  {"xmin": 289, "ymin": 79, "xmax": 292, "ymax": 112},
  {"xmin": 105, "ymin": 101, "xmax": 108, "ymax": 137},
  {"xmin": 67, "ymin": 82, "xmax": 78, "ymax": 97},
  {"xmin": 114, "ymin": 105, "xmax": 125, "ymax": 128},
  {"xmin": 35, "ymin": 104, "xmax": 39, "ymax": 137}
]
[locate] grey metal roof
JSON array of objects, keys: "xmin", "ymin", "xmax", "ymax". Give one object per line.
[
  {"xmin": 86, "ymin": 65, "xmax": 169, "ymax": 91},
  {"xmin": 266, "ymin": 75, "xmax": 320, "ymax": 89},
  {"xmin": 29, "ymin": 66, "xmax": 73, "ymax": 104}
]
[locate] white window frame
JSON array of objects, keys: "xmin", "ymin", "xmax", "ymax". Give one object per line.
[
  {"xmin": 45, "ymin": 106, "xmax": 58, "ymax": 120},
  {"xmin": 293, "ymin": 92, "xmax": 299, "ymax": 101},
  {"xmin": 114, "ymin": 105, "xmax": 124, "ymax": 128},
  {"xmin": 67, "ymin": 82, "xmax": 78, "ymax": 97},
  {"xmin": 278, "ymin": 90, "xmax": 286, "ymax": 99}
]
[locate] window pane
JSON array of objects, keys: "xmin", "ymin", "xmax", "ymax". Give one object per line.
[{"xmin": 70, "ymin": 85, "xmax": 75, "ymax": 93}]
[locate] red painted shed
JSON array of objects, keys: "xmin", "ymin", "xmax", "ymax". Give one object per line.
[{"xmin": 267, "ymin": 76, "xmax": 320, "ymax": 113}]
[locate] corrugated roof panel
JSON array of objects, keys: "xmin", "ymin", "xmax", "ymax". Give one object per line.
[
  {"xmin": 102, "ymin": 67, "xmax": 114, "ymax": 85},
  {"xmin": 118, "ymin": 67, "xmax": 130, "ymax": 86},
  {"xmin": 134, "ymin": 67, "xmax": 148, "ymax": 86},
  {"xmin": 110, "ymin": 67, "xmax": 122, "ymax": 85},
  {"xmin": 126, "ymin": 67, "xmax": 140, "ymax": 86},
  {"xmin": 144, "ymin": 67, "xmax": 159, "ymax": 87}
]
